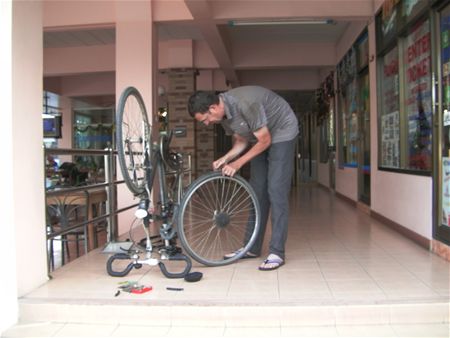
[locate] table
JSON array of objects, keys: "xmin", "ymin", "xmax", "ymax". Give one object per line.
[{"xmin": 46, "ymin": 188, "xmax": 107, "ymax": 251}]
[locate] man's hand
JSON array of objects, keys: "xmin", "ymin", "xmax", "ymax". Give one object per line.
[
  {"xmin": 221, "ymin": 162, "xmax": 240, "ymax": 177},
  {"xmin": 213, "ymin": 157, "xmax": 239, "ymax": 176},
  {"xmin": 212, "ymin": 157, "xmax": 227, "ymax": 170}
]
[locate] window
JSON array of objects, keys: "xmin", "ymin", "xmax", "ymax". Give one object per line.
[
  {"xmin": 317, "ymin": 72, "xmax": 335, "ymax": 163},
  {"xmin": 376, "ymin": 3, "xmax": 432, "ymax": 174},
  {"xmin": 403, "ymin": 18, "xmax": 432, "ymax": 171},
  {"xmin": 337, "ymin": 29, "xmax": 368, "ymax": 169},
  {"xmin": 379, "ymin": 46, "xmax": 400, "ymax": 168},
  {"xmin": 337, "ymin": 47, "xmax": 358, "ymax": 167}
]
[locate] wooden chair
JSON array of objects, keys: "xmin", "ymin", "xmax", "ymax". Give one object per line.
[{"xmin": 46, "ymin": 193, "xmax": 88, "ymax": 270}]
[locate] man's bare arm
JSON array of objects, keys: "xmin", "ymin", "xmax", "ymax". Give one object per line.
[
  {"xmin": 221, "ymin": 126, "xmax": 271, "ymax": 176},
  {"xmin": 212, "ymin": 134, "xmax": 248, "ymax": 170}
]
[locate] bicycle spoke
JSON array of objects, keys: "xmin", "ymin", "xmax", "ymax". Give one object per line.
[
  {"xmin": 178, "ymin": 172, "xmax": 260, "ymax": 266},
  {"xmin": 117, "ymin": 87, "xmax": 151, "ymax": 195}
]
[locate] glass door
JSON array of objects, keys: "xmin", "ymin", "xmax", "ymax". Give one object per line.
[{"xmin": 435, "ymin": 2, "xmax": 450, "ymax": 244}]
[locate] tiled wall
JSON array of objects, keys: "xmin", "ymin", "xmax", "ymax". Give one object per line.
[
  {"xmin": 167, "ymin": 69, "xmax": 196, "ymax": 179},
  {"xmin": 195, "ymin": 123, "xmax": 214, "ymax": 176},
  {"xmin": 166, "ymin": 69, "xmax": 215, "ymax": 180}
]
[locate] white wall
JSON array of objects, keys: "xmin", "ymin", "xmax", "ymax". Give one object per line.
[
  {"xmin": 367, "ymin": 17, "xmax": 432, "ymax": 239},
  {"xmin": 318, "ymin": 162, "xmax": 330, "ymax": 188},
  {"xmin": 0, "ymin": 1, "xmax": 48, "ymax": 332},
  {"xmin": 372, "ymin": 171, "xmax": 432, "ymax": 238},
  {"xmin": 332, "ymin": 11, "xmax": 433, "ymax": 240},
  {"xmin": 0, "ymin": 1, "xmax": 18, "ymax": 333},
  {"xmin": 12, "ymin": 0, "xmax": 48, "ymax": 296}
]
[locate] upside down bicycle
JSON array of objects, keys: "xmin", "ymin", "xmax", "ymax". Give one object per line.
[{"xmin": 106, "ymin": 86, "xmax": 261, "ymax": 278}]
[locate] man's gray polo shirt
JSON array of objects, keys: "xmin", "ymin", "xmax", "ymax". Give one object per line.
[{"xmin": 219, "ymin": 86, "xmax": 298, "ymax": 144}]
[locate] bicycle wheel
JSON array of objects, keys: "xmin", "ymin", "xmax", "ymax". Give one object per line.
[
  {"xmin": 116, "ymin": 87, "xmax": 151, "ymax": 195},
  {"xmin": 177, "ymin": 171, "xmax": 260, "ymax": 266}
]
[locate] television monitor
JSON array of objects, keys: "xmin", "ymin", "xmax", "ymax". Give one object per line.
[{"xmin": 43, "ymin": 115, "xmax": 62, "ymax": 138}]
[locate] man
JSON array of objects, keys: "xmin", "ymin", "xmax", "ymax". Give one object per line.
[{"xmin": 188, "ymin": 86, "xmax": 298, "ymax": 271}]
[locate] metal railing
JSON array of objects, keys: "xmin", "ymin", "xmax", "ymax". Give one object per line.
[
  {"xmin": 44, "ymin": 147, "xmax": 192, "ymax": 276},
  {"xmin": 45, "ymin": 148, "xmax": 129, "ymax": 275}
]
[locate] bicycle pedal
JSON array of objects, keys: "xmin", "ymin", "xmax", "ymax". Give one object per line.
[{"xmin": 165, "ymin": 246, "xmax": 182, "ymax": 256}]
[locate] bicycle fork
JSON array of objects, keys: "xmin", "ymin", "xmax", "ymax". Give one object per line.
[{"xmin": 106, "ymin": 200, "xmax": 192, "ymax": 279}]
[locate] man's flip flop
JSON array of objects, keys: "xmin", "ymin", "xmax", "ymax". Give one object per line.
[
  {"xmin": 258, "ymin": 257, "xmax": 285, "ymax": 271},
  {"xmin": 224, "ymin": 248, "xmax": 258, "ymax": 260}
]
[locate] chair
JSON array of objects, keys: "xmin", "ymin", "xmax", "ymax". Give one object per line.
[
  {"xmin": 46, "ymin": 193, "xmax": 88, "ymax": 270},
  {"xmin": 59, "ymin": 162, "xmax": 88, "ymax": 186},
  {"xmin": 91, "ymin": 200, "xmax": 108, "ymax": 248}
]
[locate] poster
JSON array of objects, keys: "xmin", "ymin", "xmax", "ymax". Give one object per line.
[
  {"xmin": 381, "ymin": 111, "xmax": 400, "ymax": 167},
  {"xmin": 381, "ymin": 46, "xmax": 400, "ymax": 168},
  {"xmin": 442, "ymin": 157, "xmax": 450, "ymax": 228},
  {"xmin": 404, "ymin": 19, "xmax": 432, "ymax": 170}
]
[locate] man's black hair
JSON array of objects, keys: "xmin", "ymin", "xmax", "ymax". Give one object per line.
[{"xmin": 187, "ymin": 91, "xmax": 219, "ymax": 117}]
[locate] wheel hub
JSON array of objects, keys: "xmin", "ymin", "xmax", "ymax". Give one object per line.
[{"xmin": 214, "ymin": 212, "xmax": 230, "ymax": 228}]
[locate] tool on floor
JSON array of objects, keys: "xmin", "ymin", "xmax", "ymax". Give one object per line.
[
  {"xmin": 117, "ymin": 281, "xmax": 152, "ymax": 294},
  {"xmin": 184, "ymin": 271, "xmax": 203, "ymax": 282},
  {"xmin": 166, "ymin": 287, "xmax": 184, "ymax": 291}
]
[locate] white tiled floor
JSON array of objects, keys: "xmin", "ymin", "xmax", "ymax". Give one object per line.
[{"xmin": 3, "ymin": 184, "xmax": 450, "ymax": 337}]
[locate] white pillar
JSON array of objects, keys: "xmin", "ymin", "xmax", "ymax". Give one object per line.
[
  {"xmin": 0, "ymin": 0, "xmax": 47, "ymax": 332},
  {"xmin": 0, "ymin": 0, "xmax": 18, "ymax": 333},
  {"xmin": 12, "ymin": 0, "xmax": 48, "ymax": 293}
]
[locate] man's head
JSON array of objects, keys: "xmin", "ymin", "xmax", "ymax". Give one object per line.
[{"xmin": 188, "ymin": 91, "xmax": 224, "ymax": 126}]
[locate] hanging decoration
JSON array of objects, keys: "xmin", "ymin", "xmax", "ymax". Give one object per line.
[{"xmin": 316, "ymin": 71, "xmax": 335, "ymax": 125}]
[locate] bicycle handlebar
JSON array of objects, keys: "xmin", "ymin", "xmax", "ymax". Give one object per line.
[
  {"xmin": 106, "ymin": 253, "xmax": 136, "ymax": 277},
  {"xmin": 158, "ymin": 253, "xmax": 192, "ymax": 278},
  {"xmin": 106, "ymin": 252, "xmax": 192, "ymax": 278}
]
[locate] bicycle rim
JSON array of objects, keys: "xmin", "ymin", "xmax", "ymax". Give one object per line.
[
  {"xmin": 177, "ymin": 172, "xmax": 260, "ymax": 266},
  {"xmin": 116, "ymin": 87, "xmax": 151, "ymax": 195}
]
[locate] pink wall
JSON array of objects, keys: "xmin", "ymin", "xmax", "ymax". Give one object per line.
[
  {"xmin": 44, "ymin": 45, "xmax": 115, "ymax": 76},
  {"xmin": 194, "ymin": 40, "xmax": 220, "ymax": 69},
  {"xmin": 159, "ymin": 40, "xmax": 193, "ymax": 69},
  {"xmin": 43, "ymin": 1, "xmax": 115, "ymax": 28},
  {"xmin": 211, "ymin": 0, "xmax": 374, "ymax": 20},
  {"xmin": 238, "ymin": 69, "xmax": 321, "ymax": 90},
  {"xmin": 60, "ymin": 72, "xmax": 115, "ymax": 97},
  {"xmin": 232, "ymin": 42, "xmax": 336, "ymax": 69},
  {"xmin": 196, "ymin": 69, "xmax": 228, "ymax": 91}
]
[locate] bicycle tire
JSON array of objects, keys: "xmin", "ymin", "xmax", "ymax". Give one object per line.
[
  {"xmin": 177, "ymin": 171, "xmax": 260, "ymax": 266},
  {"xmin": 116, "ymin": 87, "xmax": 151, "ymax": 195}
]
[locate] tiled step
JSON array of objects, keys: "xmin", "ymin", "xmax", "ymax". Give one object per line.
[{"xmin": 18, "ymin": 298, "xmax": 449, "ymax": 327}]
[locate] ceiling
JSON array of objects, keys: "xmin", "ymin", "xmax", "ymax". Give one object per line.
[
  {"xmin": 43, "ymin": 1, "xmax": 365, "ymax": 113},
  {"xmin": 44, "ymin": 21, "xmax": 349, "ymax": 47}
]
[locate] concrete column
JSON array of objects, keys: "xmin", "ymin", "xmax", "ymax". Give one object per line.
[
  {"xmin": 0, "ymin": 1, "xmax": 18, "ymax": 333},
  {"xmin": 0, "ymin": 0, "xmax": 47, "ymax": 331},
  {"xmin": 115, "ymin": 1, "xmax": 157, "ymax": 235},
  {"xmin": 13, "ymin": 0, "xmax": 48, "ymax": 294}
]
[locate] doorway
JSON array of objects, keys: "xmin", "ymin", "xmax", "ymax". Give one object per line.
[
  {"xmin": 434, "ymin": 1, "xmax": 450, "ymax": 245},
  {"xmin": 358, "ymin": 71, "xmax": 371, "ymax": 205}
]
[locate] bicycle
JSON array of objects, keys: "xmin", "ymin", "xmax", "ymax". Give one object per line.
[{"xmin": 106, "ymin": 86, "xmax": 261, "ymax": 279}]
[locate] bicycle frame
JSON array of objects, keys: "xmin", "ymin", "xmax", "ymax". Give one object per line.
[
  {"xmin": 111, "ymin": 131, "xmax": 193, "ymax": 278},
  {"xmin": 109, "ymin": 87, "xmax": 260, "ymax": 277},
  {"xmin": 142, "ymin": 134, "xmax": 184, "ymax": 248}
]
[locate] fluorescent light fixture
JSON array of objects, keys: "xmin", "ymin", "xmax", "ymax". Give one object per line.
[{"xmin": 228, "ymin": 19, "xmax": 335, "ymax": 26}]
